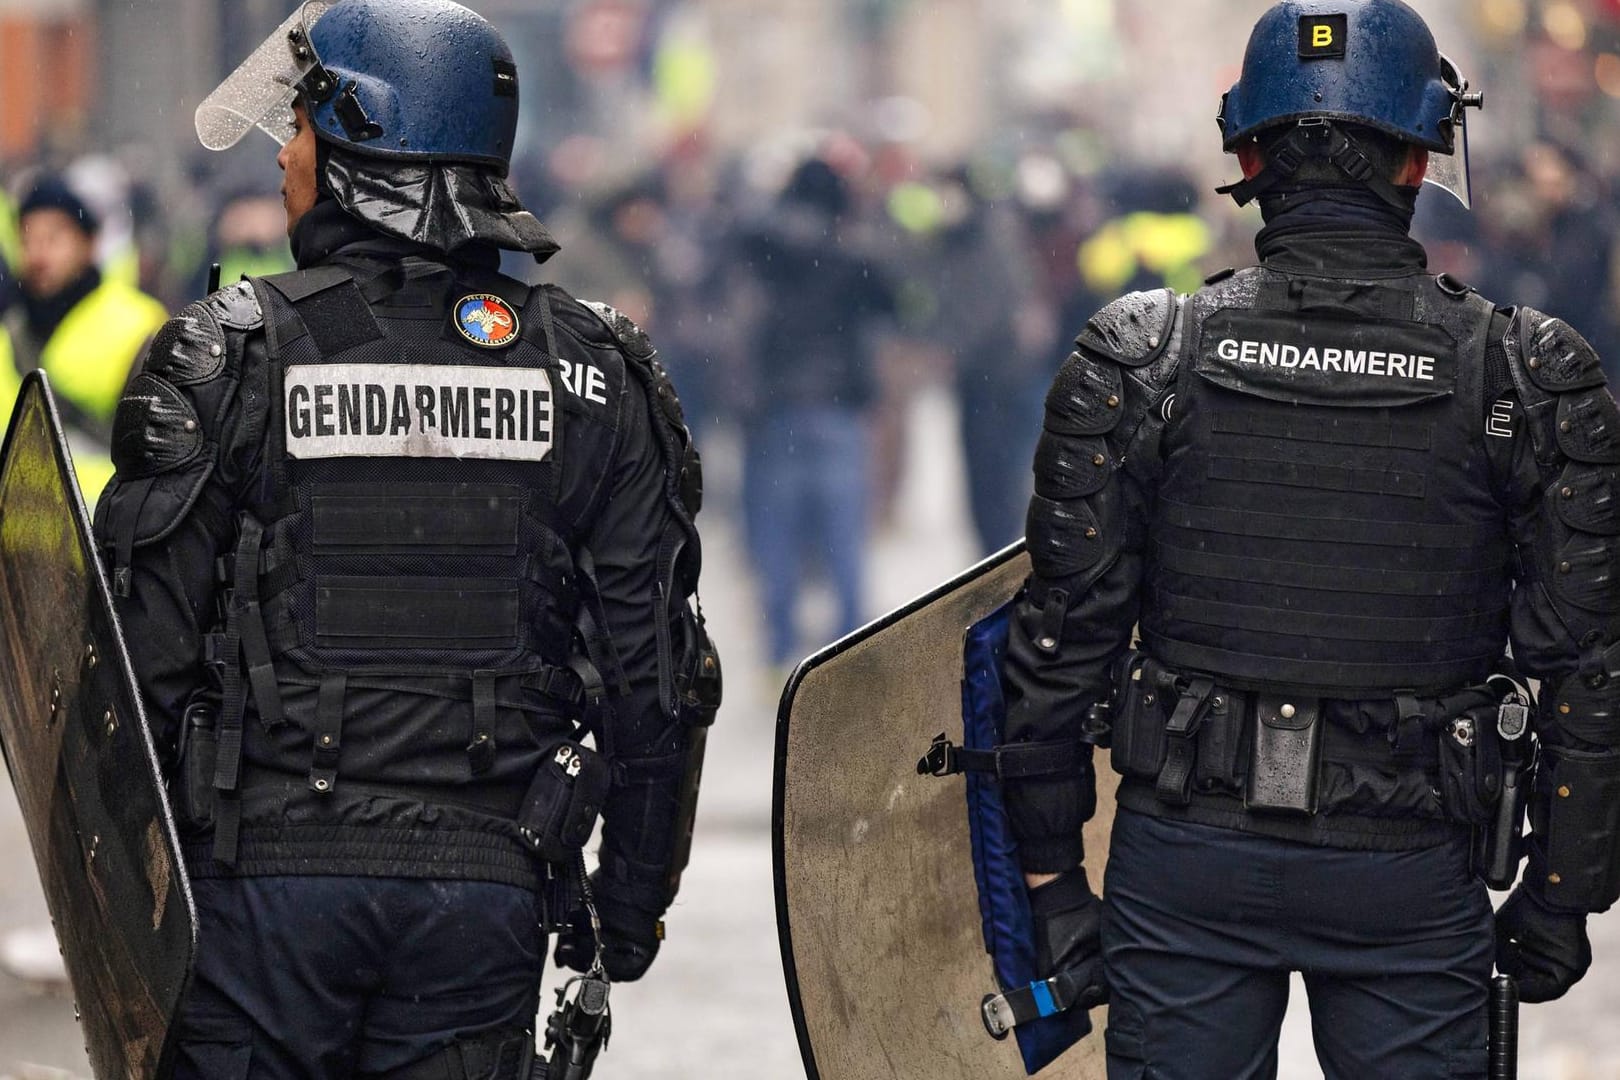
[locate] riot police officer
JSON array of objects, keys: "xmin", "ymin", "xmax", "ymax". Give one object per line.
[
  {"xmin": 1000, "ymin": 2, "xmax": 1620, "ymax": 1076},
  {"xmin": 93, "ymin": 2, "xmax": 718, "ymax": 1076}
]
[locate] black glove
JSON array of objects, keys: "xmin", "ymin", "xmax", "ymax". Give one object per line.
[
  {"xmin": 1495, "ymin": 886, "xmax": 1592, "ymax": 1003},
  {"xmin": 554, "ymin": 871, "xmax": 664, "ymax": 982},
  {"xmin": 1029, "ymin": 868, "xmax": 1108, "ymax": 1011}
]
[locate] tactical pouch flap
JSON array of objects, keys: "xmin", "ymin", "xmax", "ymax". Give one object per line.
[{"xmin": 1245, "ymin": 695, "xmax": 1322, "ymax": 815}]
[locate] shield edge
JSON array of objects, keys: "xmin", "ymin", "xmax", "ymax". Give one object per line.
[
  {"xmin": 0, "ymin": 370, "xmax": 198, "ymax": 1075},
  {"xmin": 771, "ymin": 541, "xmax": 1028, "ymax": 1080}
]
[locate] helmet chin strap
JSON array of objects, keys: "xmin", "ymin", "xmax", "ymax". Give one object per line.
[{"xmin": 1218, "ymin": 119, "xmax": 1412, "ymax": 210}]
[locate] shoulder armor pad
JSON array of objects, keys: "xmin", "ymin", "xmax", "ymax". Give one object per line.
[
  {"xmin": 582, "ymin": 300, "xmax": 656, "ymax": 359},
  {"xmin": 204, "ymin": 279, "xmax": 263, "ymax": 331},
  {"xmin": 1044, "ymin": 347, "xmax": 1123, "ymax": 437},
  {"xmin": 1556, "ymin": 463, "xmax": 1620, "ymax": 536},
  {"xmin": 144, "ymin": 303, "xmax": 229, "ymax": 387},
  {"xmin": 1557, "ymin": 389, "xmax": 1620, "ymax": 465},
  {"xmin": 1520, "ymin": 310, "xmax": 1608, "ymax": 394},
  {"xmin": 1075, "ymin": 288, "xmax": 1177, "ymax": 369},
  {"xmin": 110, "ymin": 373, "xmax": 204, "ymax": 479}
]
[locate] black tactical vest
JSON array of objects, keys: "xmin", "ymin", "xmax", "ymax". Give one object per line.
[
  {"xmin": 234, "ymin": 261, "xmax": 586, "ymax": 802},
  {"xmin": 1140, "ymin": 268, "xmax": 1512, "ymax": 695}
]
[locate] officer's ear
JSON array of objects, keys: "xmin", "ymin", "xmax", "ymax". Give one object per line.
[
  {"xmin": 1395, "ymin": 147, "xmax": 1430, "ymax": 188},
  {"xmin": 1236, "ymin": 142, "xmax": 1266, "ymax": 181}
]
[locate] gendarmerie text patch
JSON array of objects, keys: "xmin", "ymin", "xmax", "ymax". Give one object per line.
[
  {"xmin": 1197, "ymin": 309, "xmax": 1459, "ymax": 408},
  {"xmin": 285, "ymin": 363, "xmax": 553, "ymax": 461}
]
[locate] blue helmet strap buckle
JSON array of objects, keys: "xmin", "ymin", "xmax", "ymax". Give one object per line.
[{"xmin": 1219, "ymin": 119, "xmax": 1408, "ymax": 211}]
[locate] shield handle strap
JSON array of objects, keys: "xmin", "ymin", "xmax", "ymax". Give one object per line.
[{"xmin": 980, "ymin": 967, "xmax": 1104, "ymax": 1038}]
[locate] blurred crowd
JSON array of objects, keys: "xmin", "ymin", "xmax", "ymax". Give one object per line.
[{"xmin": 1, "ymin": 10, "xmax": 1618, "ymax": 672}]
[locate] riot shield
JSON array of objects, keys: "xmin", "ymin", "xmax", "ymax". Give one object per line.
[
  {"xmin": 775, "ymin": 544, "xmax": 1116, "ymax": 1079},
  {"xmin": 0, "ymin": 372, "xmax": 195, "ymax": 1078}
]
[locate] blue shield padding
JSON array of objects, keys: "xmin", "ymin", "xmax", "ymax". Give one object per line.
[{"xmin": 961, "ymin": 601, "xmax": 1091, "ymax": 1074}]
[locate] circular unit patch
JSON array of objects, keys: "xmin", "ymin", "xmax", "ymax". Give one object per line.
[{"xmin": 455, "ymin": 293, "xmax": 521, "ymax": 348}]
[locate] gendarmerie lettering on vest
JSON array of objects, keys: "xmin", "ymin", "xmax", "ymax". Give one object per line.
[
  {"xmin": 1214, "ymin": 337, "xmax": 1438, "ymax": 381},
  {"xmin": 285, "ymin": 363, "xmax": 553, "ymax": 461},
  {"xmin": 1197, "ymin": 308, "xmax": 1460, "ymax": 408}
]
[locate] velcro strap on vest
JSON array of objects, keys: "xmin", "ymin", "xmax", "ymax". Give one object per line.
[
  {"xmin": 312, "ymin": 486, "xmax": 522, "ymax": 554},
  {"xmin": 468, "ymin": 672, "xmax": 498, "ymax": 775},
  {"xmin": 316, "ymin": 577, "xmax": 520, "ymax": 649},
  {"xmin": 1156, "ymin": 676, "xmax": 1216, "ymax": 806},
  {"xmin": 264, "ymin": 264, "xmax": 382, "ymax": 355},
  {"xmin": 308, "ymin": 672, "xmax": 347, "ymax": 794},
  {"xmin": 211, "ymin": 514, "xmax": 280, "ymax": 865},
  {"xmin": 916, "ymin": 734, "xmax": 1087, "ymax": 781},
  {"xmin": 109, "ymin": 476, "xmax": 155, "ymax": 598}
]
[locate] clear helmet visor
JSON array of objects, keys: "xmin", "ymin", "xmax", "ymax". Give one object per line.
[
  {"xmin": 194, "ymin": 1, "xmax": 333, "ymax": 151},
  {"xmin": 1424, "ymin": 54, "xmax": 1480, "ymax": 209}
]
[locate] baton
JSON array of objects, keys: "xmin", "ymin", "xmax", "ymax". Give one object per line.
[{"xmin": 1489, "ymin": 974, "xmax": 1518, "ymax": 1080}]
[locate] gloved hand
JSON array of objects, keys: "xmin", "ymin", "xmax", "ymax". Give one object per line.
[
  {"xmin": 1495, "ymin": 886, "xmax": 1592, "ymax": 1003},
  {"xmin": 554, "ymin": 871, "xmax": 664, "ymax": 982},
  {"xmin": 1029, "ymin": 867, "xmax": 1108, "ymax": 1011}
]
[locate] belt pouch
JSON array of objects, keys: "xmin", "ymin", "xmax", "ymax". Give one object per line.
[
  {"xmin": 518, "ymin": 739, "xmax": 611, "ymax": 863},
  {"xmin": 1110, "ymin": 656, "xmax": 1169, "ymax": 780},
  {"xmin": 178, "ymin": 702, "xmax": 220, "ymax": 826},
  {"xmin": 1245, "ymin": 695, "xmax": 1322, "ymax": 814},
  {"xmin": 1195, "ymin": 690, "xmax": 1247, "ymax": 792}
]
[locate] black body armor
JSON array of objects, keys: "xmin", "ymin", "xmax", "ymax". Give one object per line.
[
  {"xmin": 97, "ymin": 236, "xmax": 717, "ymax": 906},
  {"xmin": 1001, "ymin": 217, "xmax": 1620, "ymax": 877},
  {"xmin": 1143, "ymin": 267, "xmax": 1509, "ymax": 695}
]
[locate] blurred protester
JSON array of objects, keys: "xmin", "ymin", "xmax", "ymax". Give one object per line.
[
  {"xmin": 0, "ymin": 182, "xmax": 19, "ymax": 318},
  {"xmin": 917, "ymin": 166, "xmax": 1056, "ymax": 555},
  {"xmin": 189, "ymin": 189, "xmax": 295, "ymax": 299},
  {"xmin": 739, "ymin": 156, "xmax": 897, "ymax": 668},
  {"xmin": 1078, "ymin": 166, "xmax": 1213, "ymax": 299},
  {"xmin": 1478, "ymin": 142, "xmax": 1620, "ymax": 383},
  {"xmin": 0, "ymin": 173, "xmax": 167, "ymax": 500}
]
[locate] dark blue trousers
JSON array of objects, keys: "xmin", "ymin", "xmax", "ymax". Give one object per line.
[
  {"xmin": 1101, "ymin": 809, "xmax": 1495, "ymax": 1080},
  {"xmin": 170, "ymin": 876, "xmax": 546, "ymax": 1079}
]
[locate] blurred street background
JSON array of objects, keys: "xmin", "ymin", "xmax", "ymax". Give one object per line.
[{"xmin": 2, "ymin": 0, "xmax": 1620, "ymax": 1076}]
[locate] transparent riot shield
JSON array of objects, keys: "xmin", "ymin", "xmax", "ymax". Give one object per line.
[
  {"xmin": 0, "ymin": 372, "xmax": 195, "ymax": 1078},
  {"xmin": 775, "ymin": 544, "xmax": 1116, "ymax": 1079}
]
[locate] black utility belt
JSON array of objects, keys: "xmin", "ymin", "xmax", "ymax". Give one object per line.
[{"xmin": 1108, "ymin": 654, "xmax": 1530, "ymax": 824}]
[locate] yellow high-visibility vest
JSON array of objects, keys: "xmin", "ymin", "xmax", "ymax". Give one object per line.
[{"xmin": 0, "ymin": 279, "xmax": 169, "ymax": 503}]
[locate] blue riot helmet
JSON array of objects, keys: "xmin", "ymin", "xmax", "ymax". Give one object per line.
[
  {"xmin": 1215, "ymin": 0, "xmax": 1483, "ymax": 208},
  {"xmin": 195, "ymin": 0, "xmax": 555, "ymax": 256}
]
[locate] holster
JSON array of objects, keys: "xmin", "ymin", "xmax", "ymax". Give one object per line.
[{"xmin": 1433, "ymin": 688, "xmax": 1506, "ymax": 826}]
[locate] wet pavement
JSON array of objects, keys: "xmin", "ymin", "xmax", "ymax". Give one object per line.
[{"xmin": 2, "ymin": 386, "xmax": 1619, "ymax": 1079}]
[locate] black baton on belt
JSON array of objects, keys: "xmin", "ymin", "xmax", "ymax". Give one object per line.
[{"xmin": 1489, "ymin": 974, "xmax": 1518, "ymax": 1080}]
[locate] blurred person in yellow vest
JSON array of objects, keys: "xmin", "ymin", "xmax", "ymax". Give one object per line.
[{"xmin": 1, "ymin": 174, "xmax": 168, "ymax": 502}]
